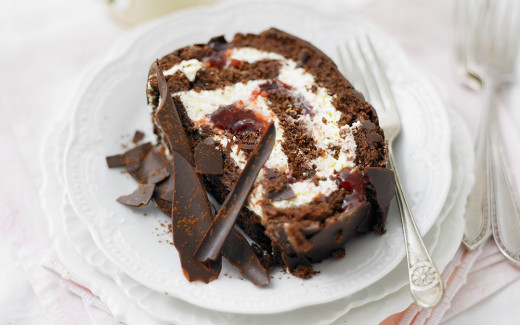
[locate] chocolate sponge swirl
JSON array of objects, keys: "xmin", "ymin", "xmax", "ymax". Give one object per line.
[{"xmin": 147, "ymin": 28, "xmax": 395, "ymax": 278}]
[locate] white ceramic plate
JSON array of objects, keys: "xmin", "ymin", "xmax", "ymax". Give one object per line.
[
  {"xmin": 63, "ymin": 2, "xmax": 451, "ymax": 313},
  {"xmin": 41, "ymin": 108, "xmax": 468, "ymax": 325}
]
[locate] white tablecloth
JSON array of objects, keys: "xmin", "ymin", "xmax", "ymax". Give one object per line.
[{"xmin": 1, "ymin": 0, "xmax": 519, "ymax": 324}]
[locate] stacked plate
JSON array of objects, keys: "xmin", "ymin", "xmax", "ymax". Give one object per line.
[{"xmin": 40, "ymin": 3, "xmax": 473, "ymax": 324}]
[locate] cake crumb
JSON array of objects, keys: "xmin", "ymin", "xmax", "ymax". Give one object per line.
[{"xmin": 292, "ymin": 265, "xmax": 319, "ymax": 279}]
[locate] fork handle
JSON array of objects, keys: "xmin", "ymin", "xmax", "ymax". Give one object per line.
[
  {"xmin": 462, "ymin": 80, "xmax": 497, "ymax": 249},
  {"xmin": 489, "ymin": 96, "xmax": 520, "ymax": 266},
  {"xmin": 389, "ymin": 151, "xmax": 444, "ymax": 308}
]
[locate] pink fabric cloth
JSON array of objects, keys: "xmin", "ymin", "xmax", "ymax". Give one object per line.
[{"xmin": 381, "ymin": 240, "xmax": 520, "ymax": 325}]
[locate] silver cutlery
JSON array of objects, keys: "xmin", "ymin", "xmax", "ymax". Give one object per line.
[
  {"xmin": 454, "ymin": 0, "xmax": 520, "ymax": 265},
  {"xmin": 337, "ymin": 37, "xmax": 444, "ymax": 308}
]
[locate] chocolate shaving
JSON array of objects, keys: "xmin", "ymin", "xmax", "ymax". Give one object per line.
[
  {"xmin": 222, "ymin": 230, "xmax": 270, "ymax": 286},
  {"xmin": 106, "ymin": 142, "xmax": 154, "ymax": 169},
  {"xmin": 132, "ymin": 130, "xmax": 145, "ymax": 144},
  {"xmin": 153, "ymin": 196, "xmax": 173, "ymax": 216},
  {"xmin": 106, "ymin": 154, "xmax": 127, "ymax": 168},
  {"xmin": 266, "ymin": 185, "xmax": 296, "ymax": 202},
  {"xmin": 364, "ymin": 167, "xmax": 395, "ymax": 231},
  {"xmin": 153, "ymin": 60, "xmax": 194, "ymax": 164},
  {"xmin": 171, "ymin": 151, "xmax": 221, "ymax": 283},
  {"xmin": 127, "ymin": 147, "xmax": 170, "ymax": 184},
  {"xmin": 116, "ymin": 184, "xmax": 155, "ymax": 207},
  {"xmin": 194, "ymin": 143, "xmax": 223, "ymax": 175},
  {"xmin": 194, "ymin": 122, "xmax": 276, "ymax": 263},
  {"xmin": 264, "ymin": 167, "xmax": 281, "ymax": 180}
]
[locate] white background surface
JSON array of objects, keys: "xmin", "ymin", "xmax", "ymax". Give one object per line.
[{"xmin": 1, "ymin": 0, "xmax": 520, "ymax": 324}]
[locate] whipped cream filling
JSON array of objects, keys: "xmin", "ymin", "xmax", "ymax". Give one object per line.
[
  {"xmin": 153, "ymin": 47, "xmax": 359, "ymax": 219},
  {"xmin": 163, "ymin": 59, "xmax": 204, "ymax": 82}
]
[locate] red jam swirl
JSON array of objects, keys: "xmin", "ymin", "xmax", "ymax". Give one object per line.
[
  {"xmin": 337, "ymin": 168, "xmax": 367, "ymax": 212},
  {"xmin": 202, "ymin": 37, "xmax": 243, "ymax": 69},
  {"xmin": 202, "ymin": 51, "xmax": 243, "ymax": 69},
  {"xmin": 203, "ymin": 54, "xmax": 243, "ymax": 69},
  {"xmin": 209, "ymin": 101, "xmax": 267, "ymax": 135}
]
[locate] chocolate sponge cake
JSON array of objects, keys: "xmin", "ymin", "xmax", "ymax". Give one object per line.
[{"xmin": 146, "ymin": 28, "xmax": 395, "ymax": 278}]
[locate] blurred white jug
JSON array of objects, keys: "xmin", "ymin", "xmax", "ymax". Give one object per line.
[{"xmin": 109, "ymin": 0, "xmax": 215, "ymax": 27}]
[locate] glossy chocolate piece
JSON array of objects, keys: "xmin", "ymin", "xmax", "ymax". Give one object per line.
[
  {"xmin": 171, "ymin": 150, "xmax": 221, "ymax": 283},
  {"xmin": 273, "ymin": 201, "xmax": 372, "ymax": 274},
  {"xmin": 116, "ymin": 184, "xmax": 155, "ymax": 207},
  {"xmin": 152, "ymin": 61, "xmax": 270, "ymax": 284},
  {"xmin": 269, "ymin": 167, "xmax": 395, "ymax": 274},
  {"xmin": 153, "ymin": 61, "xmax": 194, "ymax": 164},
  {"xmin": 132, "ymin": 130, "xmax": 145, "ymax": 144},
  {"xmin": 152, "ymin": 162, "xmax": 175, "ymax": 207},
  {"xmin": 265, "ymin": 185, "xmax": 296, "ymax": 202},
  {"xmin": 106, "ymin": 142, "xmax": 154, "ymax": 169},
  {"xmin": 152, "ymin": 196, "xmax": 173, "ymax": 217},
  {"xmin": 127, "ymin": 146, "xmax": 170, "ymax": 184},
  {"xmin": 194, "ymin": 142, "xmax": 223, "ymax": 175},
  {"xmin": 194, "ymin": 122, "xmax": 276, "ymax": 263},
  {"xmin": 364, "ymin": 167, "xmax": 396, "ymax": 227},
  {"xmin": 222, "ymin": 230, "xmax": 270, "ymax": 286}
]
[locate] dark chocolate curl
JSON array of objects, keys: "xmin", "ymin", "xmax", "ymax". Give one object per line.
[
  {"xmin": 106, "ymin": 142, "xmax": 154, "ymax": 169},
  {"xmin": 194, "ymin": 143, "xmax": 224, "ymax": 175},
  {"xmin": 127, "ymin": 147, "xmax": 170, "ymax": 184},
  {"xmin": 116, "ymin": 184, "xmax": 155, "ymax": 207},
  {"xmin": 364, "ymin": 167, "xmax": 396, "ymax": 230},
  {"xmin": 277, "ymin": 201, "xmax": 371, "ymax": 273},
  {"xmin": 171, "ymin": 151, "xmax": 221, "ymax": 283},
  {"xmin": 153, "ymin": 60, "xmax": 194, "ymax": 164},
  {"xmin": 223, "ymin": 230, "xmax": 270, "ymax": 286},
  {"xmin": 194, "ymin": 122, "xmax": 276, "ymax": 263}
]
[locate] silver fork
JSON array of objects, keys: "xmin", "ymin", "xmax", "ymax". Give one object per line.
[
  {"xmin": 454, "ymin": 0, "xmax": 520, "ymax": 264},
  {"xmin": 337, "ymin": 38, "xmax": 444, "ymax": 308}
]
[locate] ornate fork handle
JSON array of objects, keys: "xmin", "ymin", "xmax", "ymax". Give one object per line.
[
  {"xmin": 487, "ymin": 82, "xmax": 520, "ymax": 266},
  {"xmin": 462, "ymin": 80, "xmax": 497, "ymax": 249},
  {"xmin": 389, "ymin": 150, "xmax": 444, "ymax": 307}
]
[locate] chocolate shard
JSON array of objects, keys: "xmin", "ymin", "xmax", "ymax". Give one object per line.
[
  {"xmin": 116, "ymin": 184, "xmax": 155, "ymax": 207},
  {"xmin": 265, "ymin": 185, "xmax": 296, "ymax": 202},
  {"xmin": 151, "ymin": 162, "xmax": 174, "ymax": 206},
  {"xmin": 222, "ymin": 230, "xmax": 270, "ymax": 286},
  {"xmin": 151, "ymin": 162, "xmax": 174, "ymax": 213},
  {"xmin": 171, "ymin": 150, "xmax": 221, "ymax": 283},
  {"xmin": 106, "ymin": 154, "xmax": 126, "ymax": 168},
  {"xmin": 152, "ymin": 60, "xmax": 194, "ymax": 164},
  {"xmin": 153, "ymin": 196, "xmax": 173, "ymax": 217},
  {"xmin": 364, "ymin": 167, "xmax": 396, "ymax": 229},
  {"xmin": 194, "ymin": 122, "xmax": 276, "ymax": 263},
  {"xmin": 264, "ymin": 167, "xmax": 281, "ymax": 180},
  {"xmin": 194, "ymin": 142, "xmax": 224, "ymax": 175},
  {"xmin": 127, "ymin": 146, "xmax": 170, "ymax": 184},
  {"xmin": 132, "ymin": 130, "xmax": 145, "ymax": 144},
  {"xmin": 106, "ymin": 142, "xmax": 154, "ymax": 169},
  {"xmin": 279, "ymin": 201, "xmax": 371, "ymax": 272}
]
